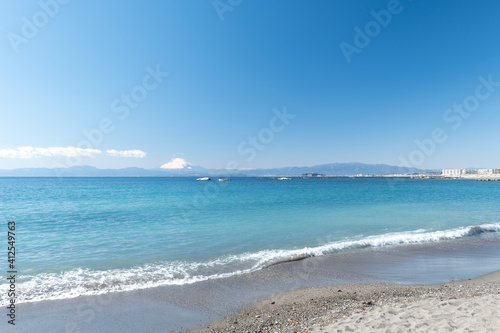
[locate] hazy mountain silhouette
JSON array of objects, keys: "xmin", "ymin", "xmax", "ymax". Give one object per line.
[{"xmin": 0, "ymin": 162, "xmax": 434, "ymax": 177}]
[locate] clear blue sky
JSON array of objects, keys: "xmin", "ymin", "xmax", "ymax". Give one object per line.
[{"xmin": 1, "ymin": 0, "xmax": 500, "ymax": 170}]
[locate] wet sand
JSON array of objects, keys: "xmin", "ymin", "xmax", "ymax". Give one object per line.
[{"xmin": 7, "ymin": 237, "xmax": 500, "ymax": 332}]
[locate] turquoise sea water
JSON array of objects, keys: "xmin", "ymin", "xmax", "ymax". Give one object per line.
[{"xmin": 1, "ymin": 177, "xmax": 500, "ymax": 304}]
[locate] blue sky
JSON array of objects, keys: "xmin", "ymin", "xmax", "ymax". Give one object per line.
[{"xmin": 1, "ymin": 0, "xmax": 500, "ymax": 170}]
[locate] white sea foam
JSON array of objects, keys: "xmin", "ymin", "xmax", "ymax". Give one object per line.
[{"xmin": 2, "ymin": 222, "xmax": 499, "ymax": 305}]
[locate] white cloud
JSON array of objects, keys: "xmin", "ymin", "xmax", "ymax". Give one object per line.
[
  {"xmin": 160, "ymin": 157, "xmax": 192, "ymax": 169},
  {"xmin": 0, "ymin": 147, "xmax": 148, "ymax": 160},
  {"xmin": 0, "ymin": 146, "xmax": 102, "ymax": 159},
  {"xmin": 106, "ymin": 150, "xmax": 147, "ymax": 158}
]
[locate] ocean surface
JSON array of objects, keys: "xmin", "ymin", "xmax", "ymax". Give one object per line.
[{"xmin": 1, "ymin": 177, "xmax": 500, "ymax": 305}]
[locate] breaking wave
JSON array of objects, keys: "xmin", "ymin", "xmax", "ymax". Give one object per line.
[{"xmin": 2, "ymin": 222, "xmax": 499, "ymax": 305}]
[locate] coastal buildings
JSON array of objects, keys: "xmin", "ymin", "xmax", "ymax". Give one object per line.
[
  {"xmin": 442, "ymin": 168, "xmax": 500, "ymax": 177},
  {"xmin": 442, "ymin": 169, "xmax": 465, "ymax": 177}
]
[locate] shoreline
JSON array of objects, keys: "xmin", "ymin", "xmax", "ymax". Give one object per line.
[
  {"xmin": 7, "ymin": 236, "xmax": 500, "ymax": 332},
  {"xmin": 192, "ymin": 236, "xmax": 500, "ymax": 332},
  {"xmin": 7, "ymin": 222, "xmax": 499, "ymax": 306},
  {"xmin": 194, "ymin": 270, "xmax": 500, "ymax": 333}
]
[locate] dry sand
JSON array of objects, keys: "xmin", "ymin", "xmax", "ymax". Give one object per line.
[
  {"xmin": 313, "ymin": 293, "xmax": 499, "ymax": 333},
  {"xmin": 193, "ymin": 271, "xmax": 500, "ymax": 333}
]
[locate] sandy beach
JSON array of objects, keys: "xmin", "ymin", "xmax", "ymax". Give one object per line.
[{"xmin": 196, "ymin": 271, "xmax": 500, "ymax": 333}]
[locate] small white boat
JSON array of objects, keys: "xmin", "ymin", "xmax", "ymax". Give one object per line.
[
  {"xmin": 276, "ymin": 177, "xmax": 292, "ymax": 180},
  {"xmin": 218, "ymin": 178, "xmax": 230, "ymax": 182},
  {"xmin": 196, "ymin": 177, "xmax": 211, "ymax": 181}
]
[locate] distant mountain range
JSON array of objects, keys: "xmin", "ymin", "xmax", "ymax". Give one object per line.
[
  {"xmin": 0, "ymin": 163, "xmax": 437, "ymax": 177},
  {"xmin": 238, "ymin": 163, "xmax": 436, "ymax": 177}
]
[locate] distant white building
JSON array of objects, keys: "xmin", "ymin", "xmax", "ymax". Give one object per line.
[
  {"xmin": 442, "ymin": 168, "xmax": 496, "ymax": 176},
  {"xmin": 442, "ymin": 169, "xmax": 465, "ymax": 177}
]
